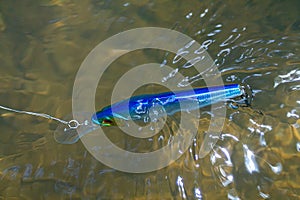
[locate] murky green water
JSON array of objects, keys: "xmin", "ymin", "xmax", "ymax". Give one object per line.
[{"xmin": 0, "ymin": 0, "xmax": 299, "ymax": 199}]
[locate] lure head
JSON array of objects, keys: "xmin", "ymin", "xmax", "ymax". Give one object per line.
[
  {"xmin": 91, "ymin": 105, "xmax": 128, "ymax": 127},
  {"xmin": 91, "ymin": 112, "xmax": 117, "ymax": 127},
  {"xmin": 96, "ymin": 116, "xmax": 117, "ymax": 127}
]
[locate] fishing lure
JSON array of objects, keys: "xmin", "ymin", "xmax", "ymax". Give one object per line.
[
  {"xmin": 92, "ymin": 84, "xmax": 251, "ymax": 127},
  {"xmin": 0, "ymin": 84, "xmax": 252, "ymax": 144}
]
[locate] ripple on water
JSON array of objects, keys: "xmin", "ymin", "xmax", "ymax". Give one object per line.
[{"xmin": 0, "ymin": 0, "xmax": 300, "ymax": 199}]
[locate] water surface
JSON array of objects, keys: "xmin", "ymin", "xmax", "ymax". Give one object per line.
[{"xmin": 0, "ymin": 0, "xmax": 299, "ymax": 199}]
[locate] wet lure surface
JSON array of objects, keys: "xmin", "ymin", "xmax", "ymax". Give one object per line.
[{"xmin": 92, "ymin": 84, "xmax": 250, "ymax": 127}]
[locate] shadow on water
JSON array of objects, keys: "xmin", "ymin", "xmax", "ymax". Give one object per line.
[{"xmin": 0, "ymin": 0, "xmax": 299, "ymax": 199}]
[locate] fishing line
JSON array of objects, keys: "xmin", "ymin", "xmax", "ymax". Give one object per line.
[
  {"xmin": 0, "ymin": 105, "xmax": 83, "ymax": 129},
  {"xmin": 0, "ymin": 104, "xmax": 98, "ymax": 144}
]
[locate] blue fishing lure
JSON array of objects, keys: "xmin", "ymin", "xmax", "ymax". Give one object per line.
[{"xmin": 92, "ymin": 84, "xmax": 251, "ymax": 127}]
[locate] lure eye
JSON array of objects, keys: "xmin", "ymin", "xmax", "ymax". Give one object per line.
[{"xmin": 101, "ymin": 118, "xmax": 116, "ymax": 127}]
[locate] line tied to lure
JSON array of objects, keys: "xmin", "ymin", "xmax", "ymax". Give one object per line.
[
  {"xmin": 0, "ymin": 83, "xmax": 253, "ymax": 144},
  {"xmin": 0, "ymin": 105, "xmax": 80, "ymax": 130}
]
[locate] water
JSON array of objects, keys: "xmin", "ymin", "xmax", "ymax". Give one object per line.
[{"xmin": 0, "ymin": 0, "xmax": 299, "ymax": 199}]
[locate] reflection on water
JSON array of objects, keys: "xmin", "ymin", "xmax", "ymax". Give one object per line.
[{"xmin": 0, "ymin": 0, "xmax": 299, "ymax": 199}]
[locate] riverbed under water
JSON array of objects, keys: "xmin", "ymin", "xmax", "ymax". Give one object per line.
[{"xmin": 0, "ymin": 0, "xmax": 299, "ymax": 199}]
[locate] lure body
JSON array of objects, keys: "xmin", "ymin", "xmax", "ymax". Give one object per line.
[{"xmin": 92, "ymin": 84, "xmax": 248, "ymax": 126}]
